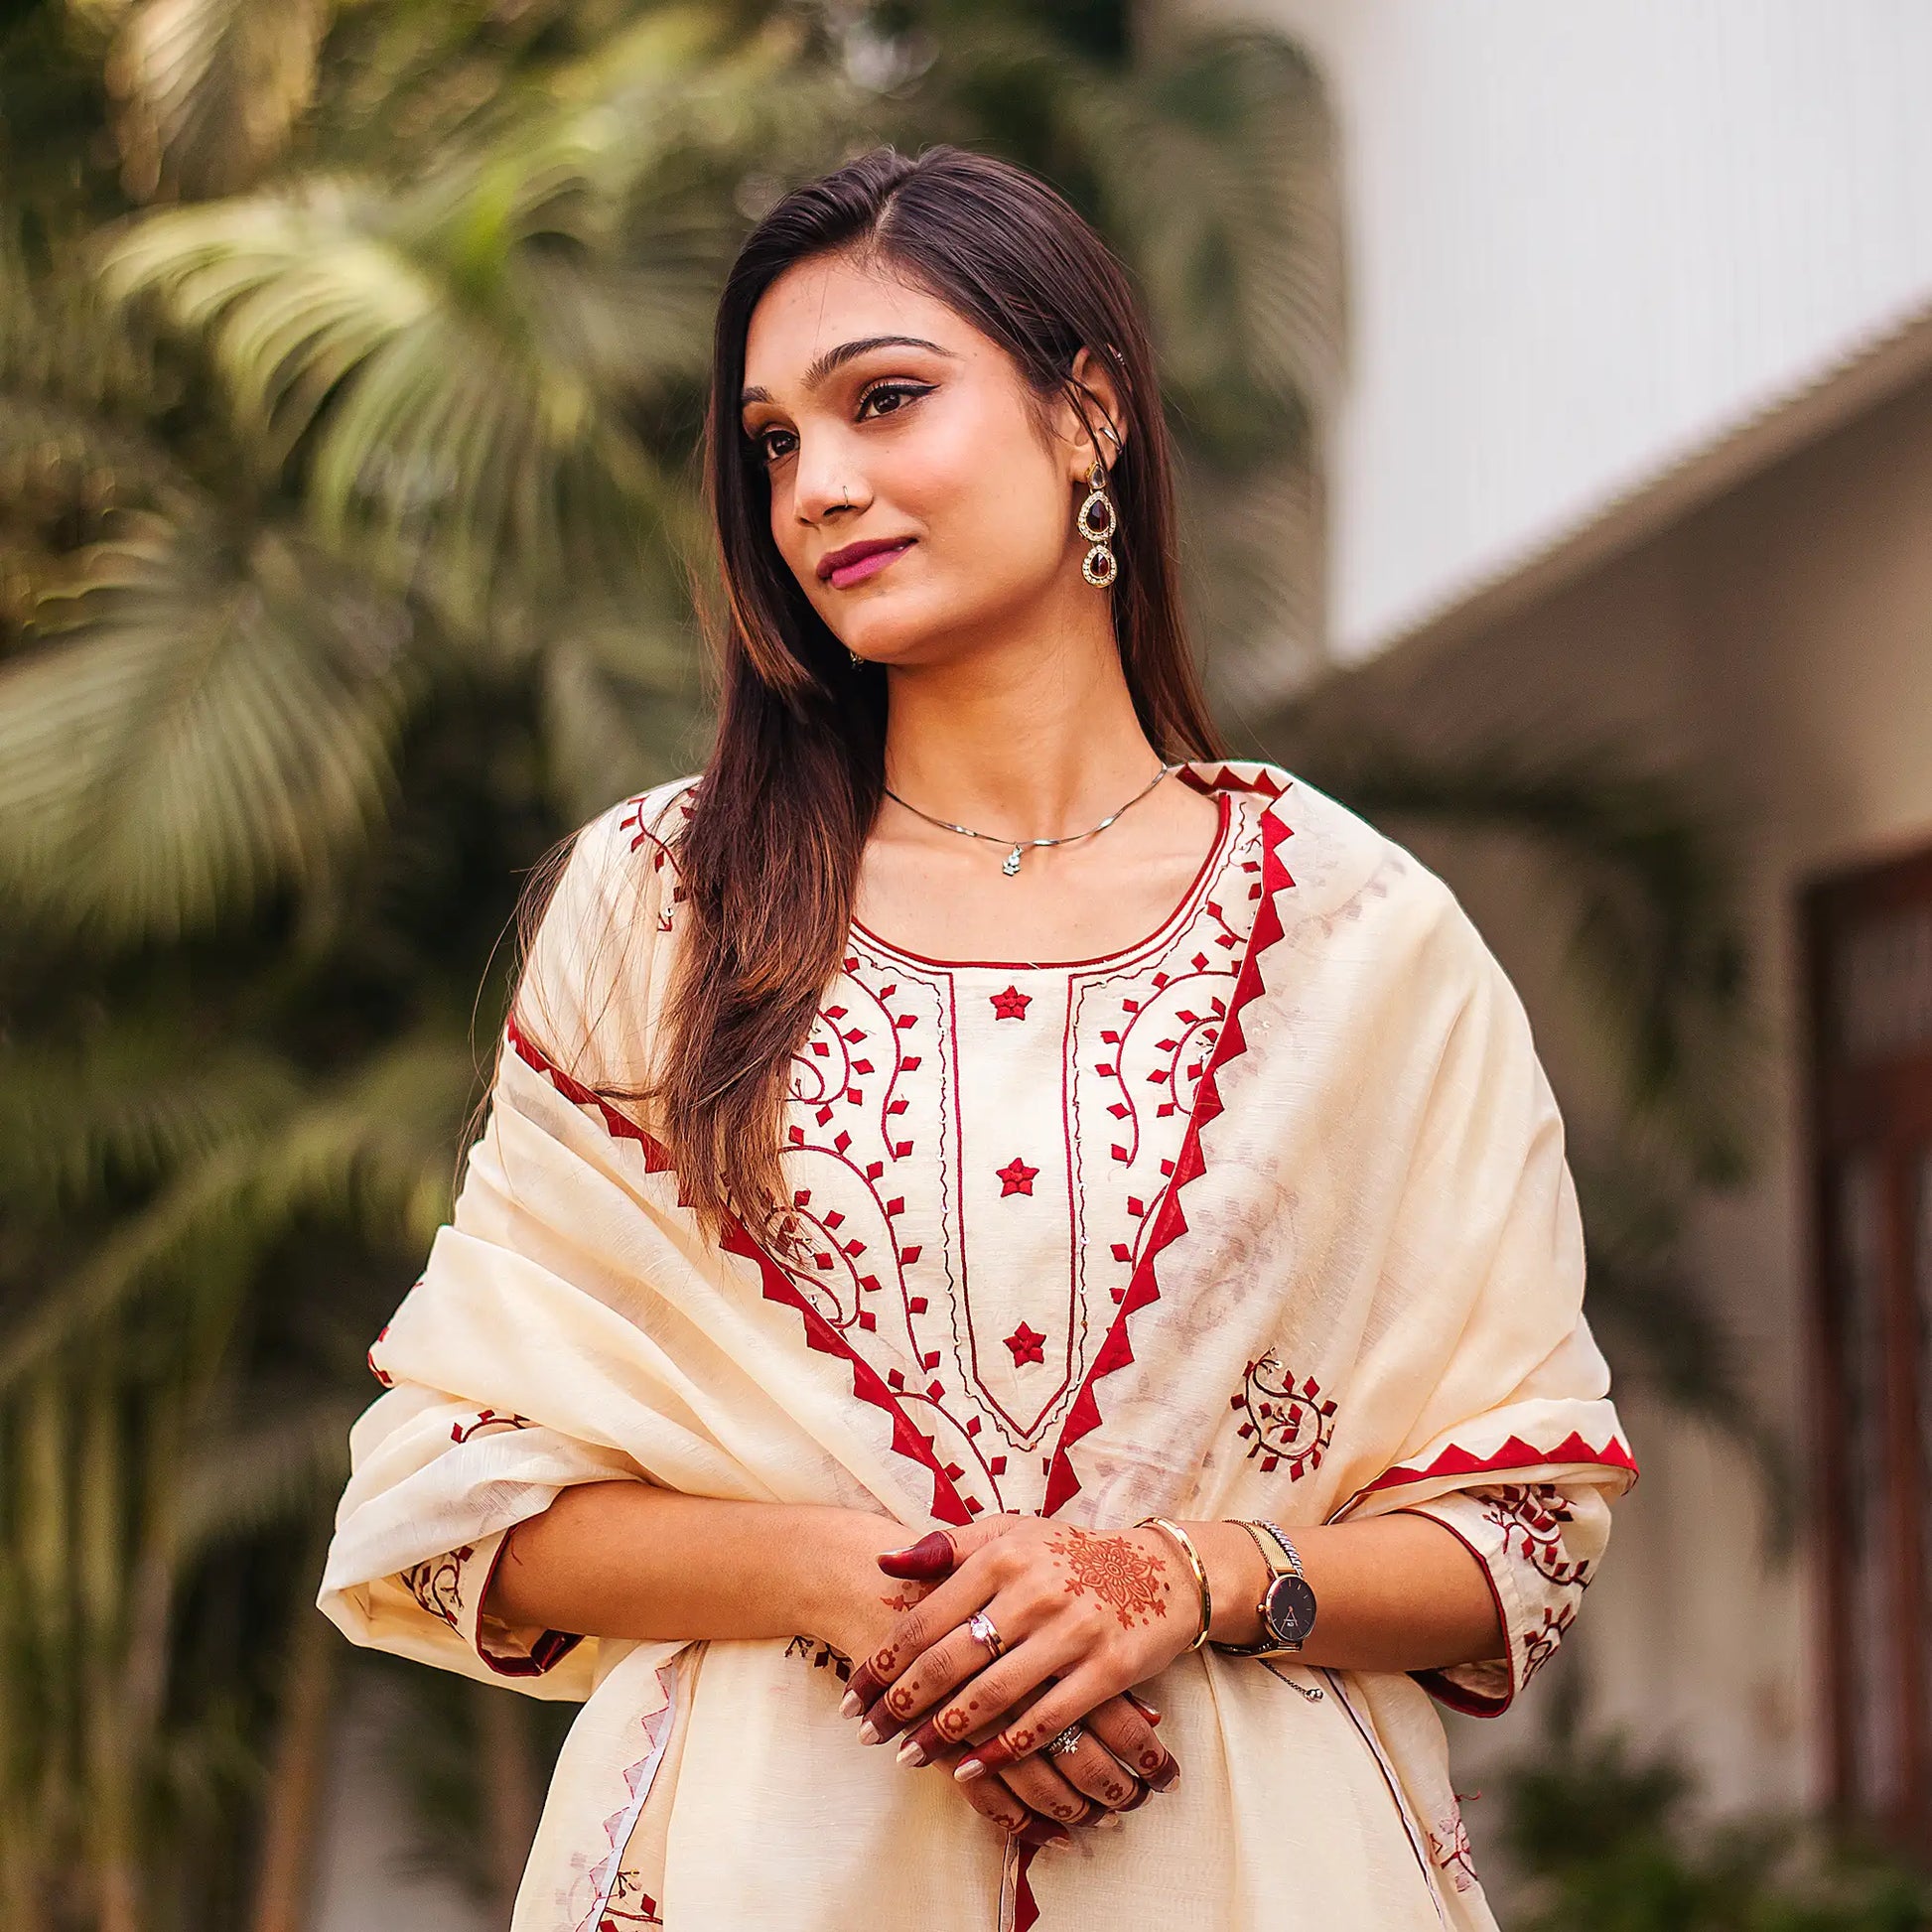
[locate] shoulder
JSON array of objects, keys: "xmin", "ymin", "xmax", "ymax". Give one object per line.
[
  {"xmin": 1226, "ymin": 759, "xmax": 1504, "ymax": 1005},
  {"xmin": 512, "ymin": 772, "xmax": 704, "ymax": 1074}
]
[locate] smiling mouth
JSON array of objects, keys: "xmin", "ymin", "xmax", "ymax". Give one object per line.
[{"xmin": 824, "ymin": 539, "xmax": 915, "ymax": 590}]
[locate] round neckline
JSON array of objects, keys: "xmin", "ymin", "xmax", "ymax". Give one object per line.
[{"xmin": 851, "ymin": 786, "xmax": 1235, "ymax": 972}]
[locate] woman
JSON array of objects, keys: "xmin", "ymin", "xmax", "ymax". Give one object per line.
[{"xmin": 320, "ymin": 145, "xmax": 1635, "ymax": 1931}]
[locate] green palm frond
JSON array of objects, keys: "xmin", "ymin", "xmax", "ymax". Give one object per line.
[
  {"xmin": 175, "ymin": 1394, "xmax": 360, "ymax": 1557},
  {"xmin": 101, "ymin": 14, "xmax": 826, "ymax": 642},
  {"xmin": 106, "ymin": 0, "xmax": 332, "ymax": 203},
  {"xmin": 0, "ymin": 1027, "xmax": 304, "ymax": 1213},
  {"xmin": 0, "ymin": 1026, "xmax": 476, "ymax": 1392},
  {"xmin": 0, "ymin": 510, "xmax": 415, "ymax": 939},
  {"xmin": 1077, "ymin": 27, "xmax": 1344, "ymax": 439}
]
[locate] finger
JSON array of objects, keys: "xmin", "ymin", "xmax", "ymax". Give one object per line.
[
  {"xmin": 850, "ymin": 1545, "xmax": 1022, "ymax": 1711},
  {"xmin": 870, "ymin": 1621, "xmax": 1008, "ymax": 1748},
  {"xmin": 1080, "ymin": 1695, "xmax": 1172, "ymax": 1792},
  {"xmin": 947, "ymin": 1756, "xmax": 1069, "ymax": 1844},
  {"xmin": 956, "ymin": 1668, "xmax": 1180, "ymax": 1790},
  {"xmin": 909, "ymin": 1619, "xmax": 1076, "ymax": 1760},
  {"xmin": 998, "ymin": 1750, "xmax": 1099, "ymax": 1830},
  {"xmin": 875, "ymin": 1530, "xmax": 956, "ymax": 1581},
  {"xmin": 876, "ymin": 1512, "xmax": 1027, "ymax": 1581},
  {"xmin": 1039, "ymin": 1727, "xmax": 1143, "ymax": 1815}
]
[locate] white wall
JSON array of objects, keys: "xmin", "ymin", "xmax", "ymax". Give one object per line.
[{"xmin": 1187, "ymin": 0, "xmax": 1932, "ymax": 662}]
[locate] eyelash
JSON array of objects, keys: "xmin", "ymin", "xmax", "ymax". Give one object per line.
[{"xmin": 752, "ymin": 380, "xmax": 932, "ymax": 466}]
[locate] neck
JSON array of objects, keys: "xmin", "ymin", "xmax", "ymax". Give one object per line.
[{"xmin": 879, "ymin": 585, "xmax": 1169, "ymax": 839}]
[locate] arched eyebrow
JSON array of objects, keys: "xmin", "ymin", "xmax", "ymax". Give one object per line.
[{"xmin": 740, "ymin": 335, "xmax": 961, "ymax": 408}]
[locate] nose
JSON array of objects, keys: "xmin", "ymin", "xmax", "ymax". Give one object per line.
[{"xmin": 791, "ymin": 428, "xmax": 868, "ymax": 525}]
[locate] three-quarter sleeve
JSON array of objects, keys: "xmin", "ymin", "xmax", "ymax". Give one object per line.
[
  {"xmin": 1397, "ymin": 1478, "xmax": 1611, "ymax": 1716},
  {"xmin": 396, "ymin": 1524, "xmax": 585, "ymax": 1680}
]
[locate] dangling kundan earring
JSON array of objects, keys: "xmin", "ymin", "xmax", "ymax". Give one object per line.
[{"xmin": 1078, "ymin": 459, "xmax": 1118, "ymax": 587}]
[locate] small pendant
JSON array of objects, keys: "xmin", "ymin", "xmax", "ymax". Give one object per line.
[{"xmin": 1002, "ymin": 845, "xmax": 1024, "ymax": 877}]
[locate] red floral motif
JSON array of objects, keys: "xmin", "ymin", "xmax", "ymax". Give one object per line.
[
  {"xmin": 990, "ymin": 985, "xmax": 1032, "ymax": 1021},
  {"xmin": 598, "ymin": 1877, "xmax": 662, "ymax": 1929},
  {"xmin": 1480, "ymin": 1482, "xmax": 1591, "ymax": 1587},
  {"xmin": 1231, "ymin": 1352, "xmax": 1337, "ymax": 1479},
  {"xmin": 786, "ymin": 1633, "xmax": 854, "ymax": 1682},
  {"xmin": 996, "ymin": 1156, "xmax": 1038, "ymax": 1197},
  {"xmin": 402, "ymin": 1546, "xmax": 474, "ymax": 1630},
  {"xmin": 1428, "ymin": 1802, "xmax": 1478, "ymax": 1892},
  {"xmin": 450, "ymin": 1408, "xmax": 533, "ymax": 1445},
  {"xmin": 365, "ymin": 1317, "xmax": 394, "ymax": 1387},
  {"xmin": 1005, "ymin": 1321, "xmax": 1046, "ymax": 1367},
  {"xmin": 1522, "ymin": 1601, "xmax": 1579, "ymax": 1682}
]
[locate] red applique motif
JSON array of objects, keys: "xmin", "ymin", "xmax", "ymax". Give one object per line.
[
  {"xmin": 1231, "ymin": 1352, "xmax": 1337, "ymax": 1479},
  {"xmin": 1005, "ymin": 1322, "xmax": 1046, "ymax": 1366},
  {"xmin": 990, "ymin": 985, "xmax": 1032, "ymax": 1021},
  {"xmin": 1428, "ymin": 1802, "xmax": 1478, "ymax": 1891},
  {"xmin": 450, "ymin": 1408, "xmax": 533, "ymax": 1445},
  {"xmin": 1521, "ymin": 1601, "xmax": 1578, "ymax": 1681},
  {"xmin": 1480, "ymin": 1483, "xmax": 1591, "ymax": 1587},
  {"xmin": 401, "ymin": 1546, "xmax": 475, "ymax": 1629},
  {"xmin": 996, "ymin": 1156, "xmax": 1038, "ymax": 1196}
]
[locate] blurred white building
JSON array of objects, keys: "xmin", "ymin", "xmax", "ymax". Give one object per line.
[{"xmin": 1195, "ymin": 0, "xmax": 1932, "ymax": 1858}]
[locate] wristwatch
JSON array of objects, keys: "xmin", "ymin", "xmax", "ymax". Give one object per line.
[{"xmin": 1214, "ymin": 1518, "xmax": 1318, "ymax": 1657}]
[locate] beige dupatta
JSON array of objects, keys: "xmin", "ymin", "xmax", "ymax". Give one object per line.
[{"xmin": 320, "ymin": 759, "xmax": 1635, "ymax": 1931}]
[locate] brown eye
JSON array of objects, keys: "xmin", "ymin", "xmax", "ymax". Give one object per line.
[
  {"xmin": 751, "ymin": 426, "xmax": 795, "ymax": 465},
  {"xmin": 857, "ymin": 381, "xmax": 931, "ymax": 421}
]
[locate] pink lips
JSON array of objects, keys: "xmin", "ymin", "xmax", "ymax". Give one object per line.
[{"xmin": 823, "ymin": 538, "xmax": 914, "ymax": 590}]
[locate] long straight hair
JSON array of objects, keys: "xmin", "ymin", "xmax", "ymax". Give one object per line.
[{"xmin": 627, "ymin": 144, "xmax": 1224, "ymax": 1247}]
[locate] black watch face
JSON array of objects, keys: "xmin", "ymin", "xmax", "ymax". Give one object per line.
[{"xmin": 1263, "ymin": 1573, "xmax": 1317, "ymax": 1645}]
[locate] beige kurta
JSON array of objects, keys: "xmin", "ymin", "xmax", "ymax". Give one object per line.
[{"xmin": 319, "ymin": 759, "xmax": 1636, "ymax": 1931}]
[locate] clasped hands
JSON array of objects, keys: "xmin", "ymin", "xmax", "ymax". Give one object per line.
[{"xmin": 834, "ymin": 1514, "xmax": 1189, "ymax": 1849}]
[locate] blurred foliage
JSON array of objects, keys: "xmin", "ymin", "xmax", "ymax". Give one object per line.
[
  {"xmin": 0, "ymin": 0, "xmax": 1344, "ymax": 1924},
  {"xmin": 1500, "ymin": 1726, "xmax": 1932, "ymax": 1932},
  {"xmin": 0, "ymin": 0, "xmax": 1787, "ymax": 1925}
]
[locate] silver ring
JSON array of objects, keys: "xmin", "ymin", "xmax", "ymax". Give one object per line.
[
  {"xmin": 966, "ymin": 1609, "xmax": 1006, "ymax": 1660},
  {"xmin": 1046, "ymin": 1725, "xmax": 1083, "ymax": 1757}
]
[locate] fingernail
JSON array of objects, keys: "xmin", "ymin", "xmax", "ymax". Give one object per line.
[
  {"xmin": 839, "ymin": 1690, "xmax": 864, "ymax": 1719},
  {"xmin": 954, "ymin": 1757, "xmax": 987, "ymax": 1783},
  {"xmin": 1094, "ymin": 1811, "xmax": 1123, "ymax": 1832},
  {"xmin": 857, "ymin": 1722, "xmax": 882, "ymax": 1745},
  {"xmin": 1125, "ymin": 1690, "xmax": 1163, "ymax": 1725},
  {"xmin": 878, "ymin": 1531, "xmax": 955, "ymax": 1580},
  {"xmin": 896, "ymin": 1737, "xmax": 926, "ymax": 1767},
  {"xmin": 1150, "ymin": 1760, "xmax": 1179, "ymax": 1791}
]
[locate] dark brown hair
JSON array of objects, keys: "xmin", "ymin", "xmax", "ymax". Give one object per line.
[{"xmin": 560, "ymin": 143, "xmax": 1225, "ymax": 1248}]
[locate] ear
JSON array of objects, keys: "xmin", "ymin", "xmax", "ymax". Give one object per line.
[{"xmin": 1062, "ymin": 345, "xmax": 1129, "ymax": 479}]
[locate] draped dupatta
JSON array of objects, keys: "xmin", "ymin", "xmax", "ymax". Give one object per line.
[{"xmin": 321, "ymin": 760, "xmax": 1635, "ymax": 1932}]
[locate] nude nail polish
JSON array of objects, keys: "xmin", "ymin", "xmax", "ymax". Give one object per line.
[{"xmin": 896, "ymin": 1738, "xmax": 926, "ymax": 1767}]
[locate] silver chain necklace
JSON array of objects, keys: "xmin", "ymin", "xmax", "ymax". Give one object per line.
[{"xmin": 881, "ymin": 760, "xmax": 1185, "ymax": 877}]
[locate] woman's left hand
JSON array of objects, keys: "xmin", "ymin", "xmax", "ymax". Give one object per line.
[{"xmin": 841, "ymin": 1516, "xmax": 1191, "ymax": 1787}]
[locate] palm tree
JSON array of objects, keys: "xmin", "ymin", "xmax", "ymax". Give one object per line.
[{"xmin": 0, "ymin": 2, "xmax": 1348, "ymax": 1925}]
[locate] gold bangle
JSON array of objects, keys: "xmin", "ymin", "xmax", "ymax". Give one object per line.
[{"xmin": 1137, "ymin": 1516, "xmax": 1211, "ymax": 1652}]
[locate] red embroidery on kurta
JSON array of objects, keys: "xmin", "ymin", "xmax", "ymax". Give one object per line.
[
  {"xmin": 1357, "ymin": 1431, "xmax": 1639, "ymax": 1497},
  {"xmin": 1005, "ymin": 1322, "xmax": 1046, "ymax": 1366},
  {"xmin": 1041, "ymin": 780, "xmax": 1296, "ymax": 1515},
  {"xmin": 990, "ymin": 985, "xmax": 1031, "ymax": 1020},
  {"xmin": 997, "ymin": 1156, "xmax": 1038, "ymax": 1196},
  {"xmin": 504, "ymin": 1015, "xmax": 976, "ymax": 1526},
  {"xmin": 1231, "ymin": 1352, "xmax": 1337, "ymax": 1479}
]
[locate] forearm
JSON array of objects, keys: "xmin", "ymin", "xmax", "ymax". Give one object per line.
[
  {"xmin": 1179, "ymin": 1514, "xmax": 1504, "ymax": 1672},
  {"xmin": 485, "ymin": 1481, "xmax": 901, "ymax": 1649}
]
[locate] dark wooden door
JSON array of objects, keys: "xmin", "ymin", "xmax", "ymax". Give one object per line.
[{"xmin": 1805, "ymin": 840, "xmax": 1932, "ymax": 1853}]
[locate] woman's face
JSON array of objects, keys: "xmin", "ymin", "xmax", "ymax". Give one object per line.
[{"xmin": 739, "ymin": 249, "xmax": 1116, "ymax": 666}]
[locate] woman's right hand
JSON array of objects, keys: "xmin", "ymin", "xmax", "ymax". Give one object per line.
[{"xmin": 818, "ymin": 1516, "xmax": 1171, "ymax": 1846}]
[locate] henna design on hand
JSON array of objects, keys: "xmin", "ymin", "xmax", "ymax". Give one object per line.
[{"xmin": 1046, "ymin": 1528, "xmax": 1171, "ymax": 1630}]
